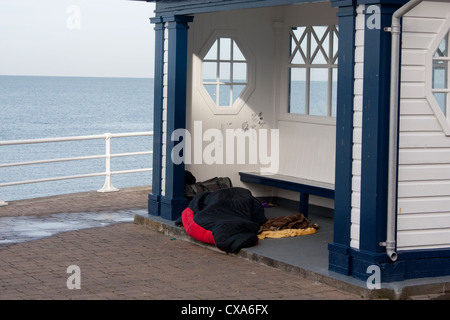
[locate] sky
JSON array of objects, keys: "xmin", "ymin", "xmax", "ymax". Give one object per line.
[{"xmin": 0, "ymin": 0, "xmax": 156, "ymax": 78}]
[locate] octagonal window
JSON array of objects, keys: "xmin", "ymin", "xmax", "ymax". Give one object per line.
[
  {"xmin": 201, "ymin": 37, "xmax": 250, "ymax": 112},
  {"xmin": 432, "ymin": 31, "xmax": 449, "ymax": 118}
]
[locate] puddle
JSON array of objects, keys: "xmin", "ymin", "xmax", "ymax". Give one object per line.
[{"xmin": 0, "ymin": 210, "xmax": 140, "ymax": 246}]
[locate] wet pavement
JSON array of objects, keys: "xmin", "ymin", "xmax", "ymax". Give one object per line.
[{"xmin": 0, "ymin": 210, "xmax": 137, "ymax": 246}]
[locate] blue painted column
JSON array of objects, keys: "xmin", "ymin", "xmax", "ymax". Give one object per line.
[
  {"xmin": 160, "ymin": 15, "xmax": 193, "ymax": 220},
  {"xmin": 148, "ymin": 16, "xmax": 165, "ymax": 217},
  {"xmin": 328, "ymin": 0, "xmax": 357, "ymax": 276},
  {"xmin": 148, "ymin": 15, "xmax": 193, "ymax": 220},
  {"xmin": 352, "ymin": 0, "xmax": 407, "ymax": 282},
  {"xmin": 329, "ymin": 0, "xmax": 408, "ymax": 281}
]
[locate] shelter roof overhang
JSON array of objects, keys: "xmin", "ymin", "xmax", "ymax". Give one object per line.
[{"xmin": 131, "ymin": 0, "xmax": 329, "ymax": 16}]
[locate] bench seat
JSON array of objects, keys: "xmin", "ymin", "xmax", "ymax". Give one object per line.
[{"xmin": 239, "ymin": 172, "xmax": 335, "ymax": 217}]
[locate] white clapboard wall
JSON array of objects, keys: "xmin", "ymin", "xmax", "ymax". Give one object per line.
[{"xmin": 397, "ymin": 1, "xmax": 450, "ymax": 250}]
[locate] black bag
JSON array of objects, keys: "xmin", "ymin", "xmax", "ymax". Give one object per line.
[
  {"xmin": 185, "ymin": 170, "xmax": 197, "ymax": 185},
  {"xmin": 184, "ymin": 176, "xmax": 232, "ymax": 201}
]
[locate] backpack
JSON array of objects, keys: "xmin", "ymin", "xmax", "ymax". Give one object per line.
[{"xmin": 184, "ymin": 176, "xmax": 232, "ymax": 201}]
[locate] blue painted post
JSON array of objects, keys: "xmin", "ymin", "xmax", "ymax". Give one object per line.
[
  {"xmin": 352, "ymin": 0, "xmax": 407, "ymax": 282},
  {"xmin": 148, "ymin": 16, "xmax": 165, "ymax": 216},
  {"xmin": 160, "ymin": 15, "xmax": 193, "ymax": 221},
  {"xmin": 328, "ymin": 0, "xmax": 357, "ymax": 276},
  {"xmin": 299, "ymin": 193, "xmax": 309, "ymax": 218},
  {"xmin": 329, "ymin": 0, "xmax": 409, "ymax": 281}
]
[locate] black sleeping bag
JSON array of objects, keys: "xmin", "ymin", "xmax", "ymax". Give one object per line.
[{"xmin": 181, "ymin": 187, "xmax": 266, "ymax": 253}]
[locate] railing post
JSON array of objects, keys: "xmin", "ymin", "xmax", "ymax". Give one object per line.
[{"xmin": 98, "ymin": 133, "xmax": 119, "ymax": 193}]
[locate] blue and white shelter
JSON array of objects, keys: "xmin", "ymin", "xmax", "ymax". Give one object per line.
[{"xmin": 140, "ymin": 0, "xmax": 450, "ymax": 284}]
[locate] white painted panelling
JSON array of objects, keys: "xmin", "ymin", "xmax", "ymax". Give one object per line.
[
  {"xmin": 355, "ymin": 46, "xmax": 364, "ymax": 63},
  {"xmin": 401, "ymin": 48, "xmax": 426, "ymax": 66},
  {"xmin": 405, "ymin": 2, "xmax": 450, "ymax": 19},
  {"xmin": 399, "ymin": 132, "xmax": 450, "ymax": 148},
  {"xmin": 397, "ymin": 229, "xmax": 450, "ymax": 249},
  {"xmin": 353, "ymin": 110, "xmax": 363, "ymax": 128},
  {"xmin": 399, "ymin": 164, "xmax": 450, "ymax": 181},
  {"xmin": 352, "ymin": 159, "xmax": 361, "ymax": 176},
  {"xmin": 351, "ymin": 194, "xmax": 361, "ymax": 213},
  {"xmin": 398, "ymin": 212, "xmax": 450, "ymax": 231},
  {"xmin": 278, "ymin": 120, "xmax": 335, "ymax": 183},
  {"xmin": 352, "ymin": 176, "xmax": 361, "ymax": 193},
  {"xmin": 400, "ymin": 83, "xmax": 425, "ymax": 99},
  {"xmin": 401, "ymin": 33, "xmax": 436, "ymax": 50},
  {"xmin": 399, "ymin": 99, "xmax": 434, "ymax": 115},
  {"xmin": 400, "ymin": 66, "xmax": 425, "ymax": 82},
  {"xmin": 403, "ymin": 17, "xmax": 446, "ymax": 33},
  {"xmin": 352, "ymin": 144, "xmax": 362, "ymax": 160},
  {"xmin": 354, "ymin": 95, "xmax": 363, "ymax": 111},
  {"xmin": 354, "ymin": 79, "xmax": 364, "ymax": 96},
  {"xmin": 399, "ymin": 148, "xmax": 450, "ymax": 164},
  {"xmin": 353, "ymin": 127, "xmax": 362, "ymax": 144},
  {"xmin": 161, "ymin": 22, "xmax": 169, "ymax": 197},
  {"xmin": 399, "ymin": 115, "xmax": 442, "ymax": 132},
  {"xmin": 398, "ymin": 196, "xmax": 450, "ymax": 214},
  {"xmin": 351, "ymin": 207, "xmax": 360, "ymax": 225},
  {"xmin": 398, "ymin": 180, "xmax": 450, "ymax": 198},
  {"xmin": 350, "ymin": 223, "xmax": 360, "ymax": 249},
  {"xmin": 350, "ymin": 5, "xmax": 365, "ymax": 249}
]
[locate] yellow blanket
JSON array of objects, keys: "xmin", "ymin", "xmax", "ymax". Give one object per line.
[{"xmin": 257, "ymin": 227, "xmax": 317, "ymax": 240}]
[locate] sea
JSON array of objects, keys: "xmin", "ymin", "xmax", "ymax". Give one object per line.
[{"xmin": 0, "ymin": 75, "xmax": 154, "ymax": 202}]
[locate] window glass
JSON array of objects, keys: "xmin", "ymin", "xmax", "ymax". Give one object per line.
[
  {"xmin": 289, "ymin": 68, "xmax": 306, "ymax": 115},
  {"xmin": 204, "ymin": 41, "xmax": 217, "ymax": 60},
  {"xmin": 233, "ymin": 85, "xmax": 245, "ymax": 104},
  {"xmin": 219, "ymin": 85, "xmax": 231, "ymax": 106},
  {"xmin": 309, "ymin": 68, "xmax": 329, "ymax": 116},
  {"xmin": 433, "ymin": 60, "xmax": 447, "ymax": 89},
  {"xmin": 434, "ymin": 93, "xmax": 447, "ymax": 114},
  {"xmin": 233, "ymin": 63, "xmax": 247, "ymax": 83},
  {"xmin": 202, "ymin": 62, "xmax": 217, "ymax": 82},
  {"xmin": 233, "ymin": 42, "xmax": 245, "ymax": 61},
  {"xmin": 219, "ymin": 38, "xmax": 231, "ymax": 60},
  {"xmin": 204, "ymin": 84, "xmax": 217, "ymax": 104},
  {"xmin": 331, "ymin": 68, "xmax": 337, "ymax": 117},
  {"xmin": 219, "ymin": 62, "xmax": 230, "ymax": 82}
]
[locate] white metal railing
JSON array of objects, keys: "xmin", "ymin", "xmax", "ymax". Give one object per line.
[{"xmin": 0, "ymin": 131, "xmax": 153, "ymax": 206}]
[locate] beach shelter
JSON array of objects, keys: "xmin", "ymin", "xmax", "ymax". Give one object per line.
[{"xmin": 140, "ymin": 0, "xmax": 450, "ymax": 284}]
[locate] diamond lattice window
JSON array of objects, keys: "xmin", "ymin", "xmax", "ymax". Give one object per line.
[{"xmin": 289, "ymin": 25, "xmax": 338, "ymax": 117}]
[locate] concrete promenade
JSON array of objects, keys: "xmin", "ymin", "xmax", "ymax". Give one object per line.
[{"xmin": 0, "ymin": 187, "xmax": 447, "ymax": 301}]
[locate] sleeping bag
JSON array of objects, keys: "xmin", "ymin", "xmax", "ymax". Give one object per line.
[{"xmin": 181, "ymin": 187, "xmax": 266, "ymax": 253}]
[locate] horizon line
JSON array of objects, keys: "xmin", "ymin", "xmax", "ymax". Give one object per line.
[{"xmin": 0, "ymin": 74, "xmax": 154, "ymax": 80}]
